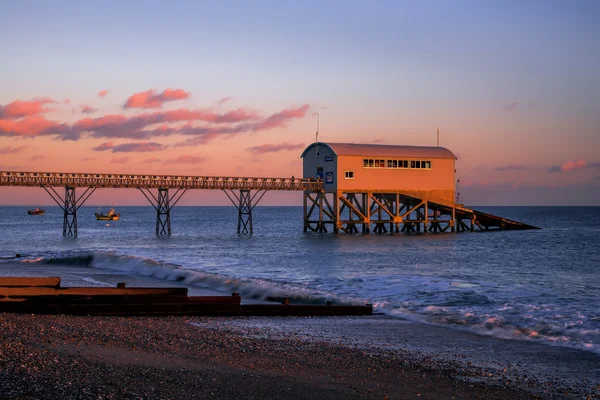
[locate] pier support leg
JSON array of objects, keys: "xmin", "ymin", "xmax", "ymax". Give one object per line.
[
  {"xmin": 362, "ymin": 193, "xmax": 370, "ymax": 234},
  {"xmin": 423, "ymin": 202, "xmax": 428, "ymax": 233},
  {"xmin": 451, "ymin": 207, "xmax": 456, "ymax": 232},
  {"xmin": 156, "ymin": 188, "xmax": 171, "ymax": 235},
  {"xmin": 334, "ymin": 190, "xmax": 340, "ymax": 233},
  {"xmin": 223, "ymin": 189, "xmax": 267, "ymax": 234},
  {"xmin": 317, "ymin": 192, "xmax": 325, "ymax": 232},
  {"xmin": 43, "ymin": 186, "xmax": 96, "ymax": 237},
  {"xmin": 303, "ymin": 192, "xmax": 308, "ymax": 232},
  {"xmin": 63, "ymin": 187, "xmax": 77, "ymax": 237},
  {"xmin": 237, "ymin": 189, "xmax": 253, "ymax": 234},
  {"xmin": 139, "ymin": 187, "xmax": 187, "ymax": 235}
]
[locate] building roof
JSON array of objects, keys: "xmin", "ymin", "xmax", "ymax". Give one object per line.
[{"xmin": 300, "ymin": 142, "xmax": 456, "ymax": 159}]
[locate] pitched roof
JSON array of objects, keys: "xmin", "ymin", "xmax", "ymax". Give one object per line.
[{"xmin": 300, "ymin": 143, "xmax": 456, "ymax": 159}]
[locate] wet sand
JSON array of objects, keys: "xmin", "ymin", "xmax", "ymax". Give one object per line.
[{"xmin": 1, "ymin": 313, "xmax": 597, "ymax": 399}]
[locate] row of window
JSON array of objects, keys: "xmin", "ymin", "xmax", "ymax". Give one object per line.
[{"xmin": 363, "ymin": 159, "xmax": 432, "ymax": 169}]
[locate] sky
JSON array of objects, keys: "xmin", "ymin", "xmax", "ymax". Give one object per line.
[{"xmin": 1, "ymin": 0, "xmax": 599, "ymax": 206}]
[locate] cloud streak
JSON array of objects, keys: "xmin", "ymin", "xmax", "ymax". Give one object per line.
[
  {"xmin": 503, "ymin": 102, "xmax": 519, "ymax": 112},
  {"xmin": 97, "ymin": 90, "xmax": 109, "ymax": 98},
  {"xmin": 110, "ymin": 157, "xmax": 129, "ymax": 164},
  {"xmin": 0, "ymin": 145, "xmax": 26, "ymax": 154},
  {"xmin": 548, "ymin": 160, "xmax": 600, "ymax": 173},
  {"xmin": 93, "ymin": 141, "xmax": 167, "ymax": 153},
  {"xmin": 496, "ymin": 164, "xmax": 529, "ymax": 171},
  {"xmin": 247, "ymin": 142, "xmax": 305, "ymax": 154},
  {"xmin": 79, "ymin": 105, "xmax": 97, "ymax": 114},
  {"xmin": 164, "ymin": 155, "xmax": 206, "ymax": 164},
  {"xmin": 124, "ymin": 88, "xmax": 190, "ymax": 109}
]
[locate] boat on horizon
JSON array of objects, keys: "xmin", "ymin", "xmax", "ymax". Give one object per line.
[
  {"xmin": 27, "ymin": 208, "xmax": 45, "ymax": 215},
  {"xmin": 95, "ymin": 208, "xmax": 120, "ymax": 221}
]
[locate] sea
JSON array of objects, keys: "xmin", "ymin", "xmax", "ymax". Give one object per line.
[{"xmin": 1, "ymin": 205, "xmax": 599, "ymax": 357}]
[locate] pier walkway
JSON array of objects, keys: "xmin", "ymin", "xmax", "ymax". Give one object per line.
[{"xmin": 1, "ymin": 170, "xmax": 538, "ymax": 236}]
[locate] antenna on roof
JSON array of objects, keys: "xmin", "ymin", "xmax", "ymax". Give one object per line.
[
  {"xmin": 437, "ymin": 127, "xmax": 440, "ymax": 147},
  {"xmin": 314, "ymin": 112, "xmax": 320, "ymax": 157}
]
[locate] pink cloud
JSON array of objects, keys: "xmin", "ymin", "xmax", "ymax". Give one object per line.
[
  {"xmin": 218, "ymin": 97, "xmax": 232, "ymax": 105},
  {"xmin": 124, "ymin": 88, "xmax": 191, "ymax": 109},
  {"xmin": 110, "ymin": 157, "xmax": 129, "ymax": 164},
  {"xmin": 80, "ymin": 157, "xmax": 96, "ymax": 161},
  {"xmin": 97, "ymin": 90, "xmax": 109, "ymax": 98},
  {"xmin": 164, "ymin": 155, "xmax": 206, "ymax": 164},
  {"xmin": 0, "ymin": 116, "xmax": 67, "ymax": 138},
  {"xmin": 503, "ymin": 102, "xmax": 519, "ymax": 112},
  {"xmin": 247, "ymin": 142, "xmax": 305, "ymax": 154},
  {"xmin": 92, "ymin": 142, "xmax": 115, "ymax": 151},
  {"xmin": 0, "ymin": 145, "xmax": 27, "ymax": 154},
  {"xmin": 0, "ymin": 96, "xmax": 309, "ymax": 145},
  {"xmin": 548, "ymin": 160, "xmax": 600, "ymax": 173},
  {"xmin": 0, "ymin": 98, "xmax": 56, "ymax": 119},
  {"xmin": 560, "ymin": 160, "xmax": 587, "ymax": 172},
  {"xmin": 93, "ymin": 141, "xmax": 167, "ymax": 152},
  {"xmin": 80, "ymin": 105, "xmax": 97, "ymax": 114},
  {"xmin": 143, "ymin": 157, "xmax": 162, "ymax": 163},
  {"xmin": 31, "ymin": 154, "xmax": 46, "ymax": 160}
]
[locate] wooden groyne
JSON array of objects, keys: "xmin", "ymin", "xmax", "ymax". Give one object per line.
[{"xmin": 0, "ymin": 277, "xmax": 373, "ymax": 317}]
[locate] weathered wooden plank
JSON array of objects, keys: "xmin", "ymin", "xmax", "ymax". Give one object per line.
[
  {"xmin": 0, "ymin": 286, "xmax": 188, "ymax": 298},
  {"xmin": 241, "ymin": 304, "xmax": 373, "ymax": 316},
  {"xmin": 0, "ymin": 277, "xmax": 61, "ymax": 288}
]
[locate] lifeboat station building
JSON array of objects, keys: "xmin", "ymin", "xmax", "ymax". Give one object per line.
[{"xmin": 301, "ymin": 142, "xmax": 459, "ymax": 234}]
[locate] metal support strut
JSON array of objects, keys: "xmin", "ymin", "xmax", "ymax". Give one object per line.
[
  {"xmin": 43, "ymin": 186, "xmax": 96, "ymax": 237},
  {"xmin": 156, "ymin": 188, "xmax": 171, "ymax": 235},
  {"xmin": 139, "ymin": 187, "xmax": 187, "ymax": 235},
  {"xmin": 223, "ymin": 189, "xmax": 267, "ymax": 234}
]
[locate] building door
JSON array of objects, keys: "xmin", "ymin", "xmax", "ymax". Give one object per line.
[{"xmin": 316, "ymin": 166, "xmax": 323, "ymax": 180}]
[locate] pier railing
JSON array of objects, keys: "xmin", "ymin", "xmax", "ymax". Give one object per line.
[{"xmin": 0, "ymin": 171, "xmax": 323, "ymax": 191}]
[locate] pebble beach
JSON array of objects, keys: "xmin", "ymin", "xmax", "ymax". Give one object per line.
[{"xmin": 1, "ymin": 313, "xmax": 597, "ymax": 399}]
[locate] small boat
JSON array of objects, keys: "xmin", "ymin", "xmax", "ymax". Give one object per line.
[
  {"xmin": 27, "ymin": 208, "xmax": 45, "ymax": 215},
  {"xmin": 95, "ymin": 208, "xmax": 120, "ymax": 221}
]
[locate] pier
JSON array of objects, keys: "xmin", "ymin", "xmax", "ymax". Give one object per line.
[{"xmin": 1, "ymin": 168, "xmax": 538, "ymax": 236}]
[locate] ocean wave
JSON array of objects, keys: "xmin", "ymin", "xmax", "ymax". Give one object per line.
[
  {"xmin": 380, "ymin": 305, "xmax": 599, "ymax": 355},
  {"xmin": 31, "ymin": 251, "xmax": 366, "ymax": 306}
]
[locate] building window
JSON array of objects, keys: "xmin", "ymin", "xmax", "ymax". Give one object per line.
[
  {"xmin": 345, "ymin": 171, "xmax": 354, "ymax": 179},
  {"xmin": 362, "ymin": 158, "xmax": 431, "ymax": 169}
]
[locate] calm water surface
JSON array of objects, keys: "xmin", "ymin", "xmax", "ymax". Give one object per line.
[{"xmin": 0, "ymin": 206, "xmax": 598, "ymax": 354}]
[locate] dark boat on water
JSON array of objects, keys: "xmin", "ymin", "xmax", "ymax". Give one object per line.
[{"xmin": 27, "ymin": 208, "xmax": 45, "ymax": 215}]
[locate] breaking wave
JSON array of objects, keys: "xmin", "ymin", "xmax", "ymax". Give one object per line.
[{"xmin": 33, "ymin": 251, "xmax": 366, "ymax": 306}]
